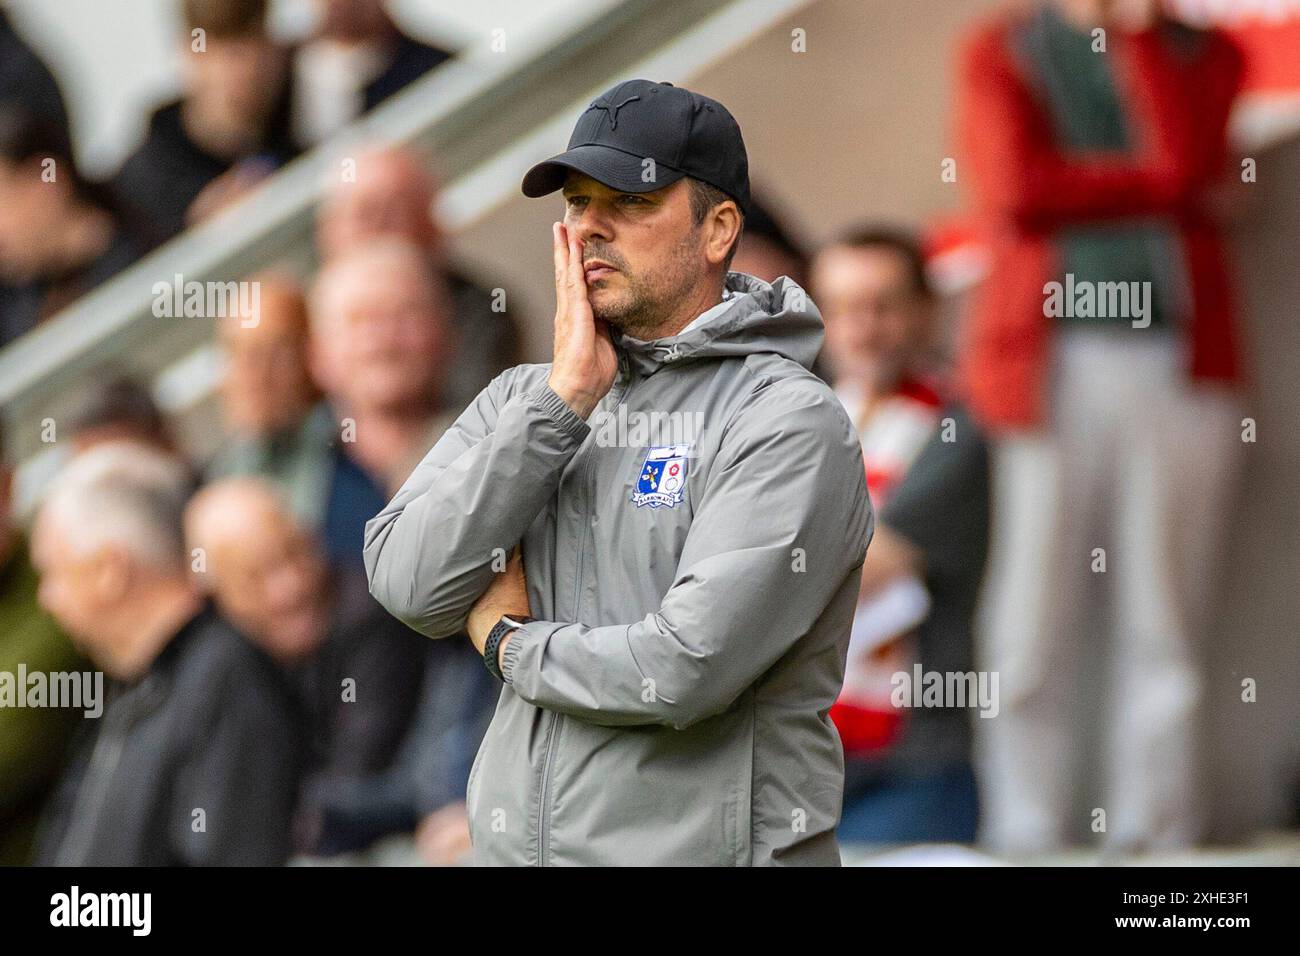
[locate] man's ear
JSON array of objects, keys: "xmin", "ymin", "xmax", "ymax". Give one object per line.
[
  {"xmin": 705, "ymin": 200, "xmax": 742, "ymax": 267},
  {"xmin": 90, "ymin": 545, "xmax": 133, "ymax": 605}
]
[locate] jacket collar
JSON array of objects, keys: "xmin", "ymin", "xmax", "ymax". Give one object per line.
[{"xmin": 611, "ymin": 271, "xmax": 823, "ymax": 378}]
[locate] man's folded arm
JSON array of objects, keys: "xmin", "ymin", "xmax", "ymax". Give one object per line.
[
  {"xmin": 957, "ymin": 29, "xmax": 1196, "ymax": 230},
  {"xmin": 364, "ymin": 372, "xmax": 590, "ymax": 638},
  {"xmin": 501, "ymin": 384, "xmax": 873, "ymax": 729}
]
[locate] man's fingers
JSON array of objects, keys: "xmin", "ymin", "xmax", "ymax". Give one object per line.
[
  {"xmin": 553, "ymin": 222, "xmax": 568, "ymax": 301},
  {"xmin": 568, "ymin": 227, "xmax": 587, "ymax": 296},
  {"xmin": 553, "ymin": 221, "xmax": 565, "ymax": 279}
]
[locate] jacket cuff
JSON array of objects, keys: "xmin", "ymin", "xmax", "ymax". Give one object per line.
[
  {"xmin": 529, "ymin": 384, "xmax": 591, "ymax": 445},
  {"xmin": 500, "ymin": 623, "xmax": 531, "ymax": 685}
]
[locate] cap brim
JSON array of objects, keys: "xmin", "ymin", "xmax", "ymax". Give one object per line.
[{"xmin": 521, "ymin": 144, "xmax": 686, "ymax": 198}]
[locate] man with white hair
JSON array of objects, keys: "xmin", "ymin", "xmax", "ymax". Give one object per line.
[
  {"xmin": 0, "ymin": 420, "xmax": 83, "ymax": 863},
  {"xmin": 31, "ymin": 443, "xmax": 303, "ymax": 865}
]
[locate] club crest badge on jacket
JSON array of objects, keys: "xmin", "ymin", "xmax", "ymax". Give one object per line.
[{"xmin": 631, "ymin": 444, "xmax": 691, "ymax": 508}]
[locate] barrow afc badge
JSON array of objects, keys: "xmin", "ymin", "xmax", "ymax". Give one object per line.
[{"xmin": 631, "ymin": 444, "xmax": 691, "ymax": 509}]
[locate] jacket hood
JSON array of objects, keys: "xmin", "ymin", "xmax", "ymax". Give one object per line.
[{"xmin": 612, "ymin": 272, "xmax": 824, "ymax": 377}]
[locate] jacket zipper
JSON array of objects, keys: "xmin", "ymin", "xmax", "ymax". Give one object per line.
[{"xmin": 537, "ymin": 354, "xmax": 639, "ymax": 866}]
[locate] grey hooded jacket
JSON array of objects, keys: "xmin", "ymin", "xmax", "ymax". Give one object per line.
[{"xmin": 364, "ymin": 272, "xmax": 873, "ymax": 865}]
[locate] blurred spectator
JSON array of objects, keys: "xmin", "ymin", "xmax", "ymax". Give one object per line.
[
  {"xmin": 110, "ymin": 0, "xmax": 298, "ymax": 245},
  {"xmin": 183, "ymin": 477, "xmax": 425, "ymax": 854},
  {"xmin": 296, "ymin": 636, "xmax": 497, "ymax": 861},
  {"xmin": 308, "ymin": 237, "xmax": 457, "ymax": 568},
  {"xmin": 317, "ymin": 145, "xmax": 521, "ymax": 410},
  {"xmin": 0, "ymin": 103, "xmax": 142, "ymax": 346},
  {"xmin": 316, "ymin": 146, "xmax": 444, "ymax": 262},
  {"xmin": 957, "ymin": 0, "xmax": 1245, "ymax": 852},
  {"xmin": 31, "ymin": 443, "xmax": 303, "ymax": 865},
  {"xmin": 207, "ymin": 274, "xmax": 334, "ymax": 524},
  {"xmin": 0, "ymin": 8, "xmax": 71, "ymax": 158},
  {"xmin": 0, "ymin": 420, "xmax": 85, "ymax": 864},
  {"xmin": 64, "ymin": 375, "xmax": 179, "ymax": 459},
  {"xmin": 729, "ymin": 192, "xmax": 832, "ymax": 382},
  {"xmin": 293, "ymin": 0, "xmax": 453, "ymax": 147},
  {"xmin": 814, "ymin": 227, "xmax": 990, "ymax": 844}
]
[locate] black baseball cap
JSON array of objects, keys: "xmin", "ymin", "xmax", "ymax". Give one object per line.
[{"xmin": 521, "ymin": 79, "xmax": 750, "ymax": 214}]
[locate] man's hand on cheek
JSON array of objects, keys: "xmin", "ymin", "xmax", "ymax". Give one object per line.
[
  {"xmin": 547, "ymin": 221, "xmax": 618, "ymax": 419},
  {"xmin": 467, "ymin": 547, "xmax": 532, "ymax": 654}
]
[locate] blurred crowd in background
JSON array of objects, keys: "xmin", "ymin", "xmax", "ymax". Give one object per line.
[{"xmin": 1, "ymin": 0, "xmax": 1295, "ymax": 865}]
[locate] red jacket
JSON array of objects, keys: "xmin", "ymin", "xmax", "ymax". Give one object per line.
[{"xmin": 955, "ymin": 15, "xmax": 1245, "ymax": 431}]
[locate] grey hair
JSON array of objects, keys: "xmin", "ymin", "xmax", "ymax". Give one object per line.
[{"xmin": 42, "ymin": 442, "xmax": 191, "ymax": 573}]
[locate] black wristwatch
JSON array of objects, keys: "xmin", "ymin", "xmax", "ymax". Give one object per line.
[{"xmin": 484, "ymin": 615, "xmax": 532, "ymax": 681}]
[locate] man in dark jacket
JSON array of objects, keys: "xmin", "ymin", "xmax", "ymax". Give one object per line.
[
  {"xmin": 182, "ymin": 476, "xmax": 426, "ymax": 855},
  {"xmin": 30, "ymin": 442, "xmax": 303, "ymax": 866},
  {"xmin": 293, "ymin": 637, "xmax": 497, "ymax": 860},
  {"xmin": 292, "ymin": 0, "xmax": 453, "ymax": 146},
  {"xmin": 110, "ymin": 0, "xmax": 298, "ymax": 246},
  {"xmin": 0, "ymin": 103, "xmax": 142, "ymax": 345}
]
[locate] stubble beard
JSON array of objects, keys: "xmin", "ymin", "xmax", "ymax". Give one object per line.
[{"xmin": 590, "ymin": 232, "xmax": 701, "ymax": 340}]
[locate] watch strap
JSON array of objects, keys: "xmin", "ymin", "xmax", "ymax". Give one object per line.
[{"xmin": 484, "ymin": 615, "xmax": 533, "ymax": 681}]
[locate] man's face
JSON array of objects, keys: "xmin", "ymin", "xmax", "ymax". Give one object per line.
[
  {"xmin": 210, "ymin": 515, "xmax": 328, "ymax": 662},
  {"xmin": 220, "ymin": 289, "xmax": 316, "ymax": 437},
  {"xmin": 0, "ymin": 157, "xmax": 76, "ymax": 281},
  {"xmin": 185, "ymin": 36, "xmax": 284, "ymax": 136},
  {"xmin": 813, "ymin": 245, "xmax": 931, "ymax": 390},
  {"xmin": 316, "ymin": 0, "xmax": 388, "ymax": 41},
  {"xmin": 313, "ymin": 262, "xmax": 449, "ymax": 414},
  {"xmin": 317, "ymin": 159, "xmax": 437, "ymax": 261},
  {"xmin": 561, "ymin": 173, "xmax": 705, "ymax": 338},
  {"xmin": 32, "ymin": 512, "xmax": 128, "ymax": 668}
]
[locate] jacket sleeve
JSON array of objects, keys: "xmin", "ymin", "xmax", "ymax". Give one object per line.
[
  {"xmin": 500, "ymin": 381, "xmax": 873, "ymax": 730},
  {"xmin": 364, "ymin": 371, "xmax": 590, "ymax": 638}
]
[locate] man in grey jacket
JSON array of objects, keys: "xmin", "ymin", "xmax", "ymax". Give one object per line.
[{"xmin": 364, "ymin": 79, "xmax": 872, "ymax": 865}]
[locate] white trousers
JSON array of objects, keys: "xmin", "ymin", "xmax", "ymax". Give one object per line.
[{"xmin": 976, "ymin": 327, "xmax": 1242, "ymax": 853}]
